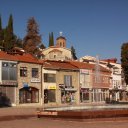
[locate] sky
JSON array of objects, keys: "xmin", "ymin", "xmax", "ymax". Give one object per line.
[{"xmin": 0, "ymin": 0, "xmax": 128, "ymax": 62}]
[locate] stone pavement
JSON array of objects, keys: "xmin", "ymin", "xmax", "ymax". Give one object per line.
[
  {"xmin": 0, "ymin": 103, "xmax": 128, "ymax": 121},
  {"xmin": 0, "ymin": 106, "xmax": 38, "ymax": 121}
]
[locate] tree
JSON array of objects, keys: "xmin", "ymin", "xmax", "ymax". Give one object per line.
[
  {"xmin": 71, "ymin": 45, "xmax": 77, "ymax": 60},
  {"xmin": 0, "ymin": 15, "xmax": 4, "ymax": 48},
  {"xmin": 121, "ymin": 42, "xmax": 128, "ymax": 85},
  {"xmin": 23, "ymin": 17, "xmax": 42, "ymax": 55},
  {"xmin": 39, "ymin": 43, "xmax": 46, "ymax": 49},
  {"xmin": 4, "ymin": 14, "xmax": 15, "ymax": 51},
  {"xmin": 49, "ymin": 32, "xmax": 54, "ymax": 47}
]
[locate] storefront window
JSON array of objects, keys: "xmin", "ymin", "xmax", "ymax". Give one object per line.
[
  {"xmin": 19, "ymin": 87, "xmax": 39, "ymax": 103},
  {"xmin": 80, "ymin": 88, "xmax": 89, "ymax": 102},
  {"xmin": 44, "ymin": 89, "xmax": 56, "ymax": 103},
  {"xmin": 61, "ymin": 91, "xmax": 75, "ymax": 104}
]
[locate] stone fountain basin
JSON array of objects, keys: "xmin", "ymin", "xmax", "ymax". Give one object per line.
[{"xmin": 37, "ymin": 107, "xmax": 128, "ymax": 119}]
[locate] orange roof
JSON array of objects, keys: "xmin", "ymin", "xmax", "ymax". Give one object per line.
[
  {"xmin": 42, "ymin": 60, "xmax": 78, "ymax": 70},
  {"xmin": 0, "ymin": 51, "xmax": 17, "ymax": 61},
  {"xmin": 0, "ymin": 51, "xmax": 40, "ymax": 64},
  {"xmin": 69, "ymin": 61, "xmax": 110, "ymax": 72},
  {"xmin": 101, "ymin": 58, "xmax": 117, "ymax": 63}
]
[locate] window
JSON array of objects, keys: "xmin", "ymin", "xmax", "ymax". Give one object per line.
[
  {"xmin": 32, "ymin": 68, "xmax": 39, "ymax": 78},
  {"xmin": 2, "ymin": 62, "xmax": 17, "ymax": 80},
  {"xmin": 64, "ymin": 75, "xmax": 72, "ymax": 87},
  {"xmin": 44, "ymin": 73, "xmax": 56, "ymax": 82},
  {"xmin": 20, "ymin": 67, "xmax": 27, "ymax": 77}
]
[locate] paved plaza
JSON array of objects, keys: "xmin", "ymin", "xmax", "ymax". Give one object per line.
[{"xmin": 0, "ymin": 104, "xmax": 128, "ymax": 128}]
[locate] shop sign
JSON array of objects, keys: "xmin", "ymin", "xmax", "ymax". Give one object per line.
[
  {"xmin": 48, "ymin": 85, "xmax": 56, "ymax": 89},
  {"xmin": 80, "ymin": 69, "xmax": 89, "ymax": 74},
  {"xmin": 31, "ymin": 78, "xmax": 40, "ymax": 83}
]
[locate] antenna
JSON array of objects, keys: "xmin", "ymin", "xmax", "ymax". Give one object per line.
[{"xmin": 59, "ymin": 31, "xmax": 63, "ymax": 36}]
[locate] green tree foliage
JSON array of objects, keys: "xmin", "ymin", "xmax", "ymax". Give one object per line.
[
  {"xmin": 0, "ymin": 15, "xmax": 4, "ymax": 48},
  {"xmin": 4, "ymin": 14, "xmax": 16, "ymax": 51},
  {"xmin": 49, "ymin": 32, "xmax": 54, "ymax": 47},
  {"xmin": 0, "ymin": 14, "xmax": 23, "ymax": 51},
  {"xmin": 121, "ymin": 43, "xmax": 128, "ymax": 84},
  {"xmin": 71, "ymin": 45, "xmax": 77, "ymax": 60},
  {"xmin": 39, "ymin": 43, "xmax": 46, "ymax": 49},
  {"xmin": 23, "ymin": 17, "xmax": 42, "ymax": 55}
]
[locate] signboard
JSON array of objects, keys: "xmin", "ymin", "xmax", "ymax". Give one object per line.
[
  {"xmin": 80, "ymin": 69, "xmax": 89, "ymax": 74},
  {"xmin": 48, "ymin": 85, "xmax": 56, "ymax": 90},
  {"xmin": 31, "ymin": 78, "xmax": 40, "ymax": 83}
]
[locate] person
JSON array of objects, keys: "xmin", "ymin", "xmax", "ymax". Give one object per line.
[{"xmin": 61, "ymin": 95, "xmax": 66, "ymax": 103}]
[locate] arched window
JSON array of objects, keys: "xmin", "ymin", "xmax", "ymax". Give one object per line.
[{"xmin": 19, "ymin": 87, "xmax": 39, "ymax": 103}]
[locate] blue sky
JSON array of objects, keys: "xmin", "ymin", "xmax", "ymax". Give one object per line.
[{"xmin": 0, "ymin": 0, "xmax": 128, "ymax": 62}]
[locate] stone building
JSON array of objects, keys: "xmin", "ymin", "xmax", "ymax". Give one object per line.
[
  {"xmin": 41, "ymin": 60, "xmax": 79, "ymax": 107},
  {"xmin": 16, "ymin": 53, "xmax": 42, "ymax": 106},
  {"xmin": 41, "ymin": 36, "xmax": 72, "ymax": 61}
]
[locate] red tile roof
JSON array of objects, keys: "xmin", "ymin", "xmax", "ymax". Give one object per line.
[
  {"xmin": 0, "ymin": 51, "xmax": 17, "ymax": 61},
  {"xmin": 69, "ymin": 61, "xmax": 111, "ymax": 72},
  {"xmin": 42, "ymin": 60, "xmax": 79, "ymax": 70},
  {"xmin": 0, "ymin": 51, "xmax": 40, "ymax": 64}
]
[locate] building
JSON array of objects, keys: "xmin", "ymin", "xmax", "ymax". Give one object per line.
[
  {"xmin": 80, "ymin": 55, "xmax": 127, "ymax": 102},
  {"xmin": 100, "ymin": 58, "xmax": 127, "ymax": 102},
  {"xmin": 16, "ymin": 53, "xmax": 42, "ymax": 106},
  {"xmin": 0, "ymin": 51, "xmax": 18, "ymax": 106},
  {"xmin": 41, "ymin": 36, "xmax": 72, "ymax": 61},
  {"xmin": 70, "ymin": 60, "xmax": 111, "ymax": 103},
  {"xmin": 0, "ymin": 51, "xmax": 43, "ymax": 106},
  {"xmin": 41, "ymin": 60, "xmax": 79, "ymax": 107}
]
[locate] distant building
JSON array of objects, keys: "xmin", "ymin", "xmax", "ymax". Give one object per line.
[{"xmin": 80, "ymin": 55, "xmax": 128, "ymax": 102}]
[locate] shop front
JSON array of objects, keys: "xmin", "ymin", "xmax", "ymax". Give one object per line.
[
  {"xmin": 44, "ymin": 85, "xmax": 56, "ymax": 104},
  {"xmin": 0, "ymin": 81, "xmax": 17, "ymax": 106},
  {"xmin": 19, "ymin": 83, "xmax": 39, "ymax": 104},
  {"xmin": 91, "ymin": 88, "xmax": 109, "ymax": 102},
  {"xmin": 60, "ymin": 85, "xmax": 77, "ymax": 104},
  {"xmin": 80, "ymin": 88, "xmax": 90, "ymax": 102}
]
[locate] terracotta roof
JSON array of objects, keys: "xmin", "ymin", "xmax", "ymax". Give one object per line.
[
  {"xmin": 69, "ymin": 61, "xmax": 111, "ymax": 72},
  {"xmin": 0, "ymin": 51, "xmax": 40, "ymax": 64},
  {"xmin": 42, "ymin": 60, "xmax": 78, "ymax": 70},
  {"xmin": 0, "ymin": 51, "xmax": 17, "ymax": 61},
  {"xmin": 101, "ymin": 58, "xmax": 117, "ymax": 63},
  {"xmin": 69, "ymin": 61, "xmax": 94, "ymax": 69},
  {"xmin": 15, "ymin": 53, "xmax": 39, "ymax": 63}
]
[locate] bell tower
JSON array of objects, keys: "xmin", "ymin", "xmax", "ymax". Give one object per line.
[{"xmin": 56, "ymin": 32, "xmax": 66, "ymax": 47}]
